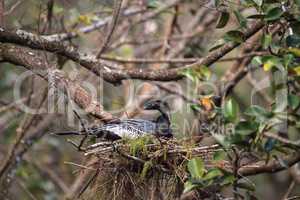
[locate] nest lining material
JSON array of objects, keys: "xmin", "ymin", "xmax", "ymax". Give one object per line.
[{"xmin": 82, "ymin": 136, "xmax": 232, "ymax": 175}]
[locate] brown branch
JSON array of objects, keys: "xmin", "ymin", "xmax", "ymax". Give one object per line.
[
  {"xmin": 96, "ymin": 0, "xmax": 123, "ymax": 57},
  {"xmin": 264, "ymin": 132, "xmax": 300, "ymax": 148},
  {"xmin": 0, "ymin": 0, "xmax": 4, "ymax": 27},
  {"xmin": 100, "ymin": 52, "xmax": 268, "ymax": 64},
  {"xmin": 0, "ymin": 43, "xmax": 115, "ymax": 122},
  {"xmin": 42, "ymin": 7, "xmax": 145, "ymax": 42},
  {"xmin": 4, "ymin": 0, "xmax": 23, "ymax": 16},
  {"xmin": 238, "ymin": 151, "xmax": 300, "ymax": 176},
  {"xmin": 0, "ymin": 21, "xmax": 265, "ymax": 83}
]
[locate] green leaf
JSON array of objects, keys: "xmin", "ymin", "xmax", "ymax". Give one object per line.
[
  {"xmin": 252, "ymin": 0, "xmax": 263, "ymax": 6},
  {"xmin": 261, "ymin": 55, "xmax": 283, "ymax": 71},
  {"xmin": 236, "ymin": 182, "xmax": 256, "ymax": 191},
  {"xmin": 235, "ymin": 121, "xmax": 259, "ymax": 136},
  {"xmin": 286, "ymin": 35, "xmax": 300, "ymax": 48},
  {"xmin": 214, "ymin": 0, "xmax": 220, "ymax": 7},
  {"xmin": 288, "ymin": 94, "xmax": 300, "ymax": 110},
  {"xmin": 216, "ymin": 11, "xmax": 230, "ymax": 28},
  {"xmin": 209, "ymin": 39, "xmax": 226, "ymax": 51},
  {"xmin": 293, "ymin": 66, "xmax": 300, "ymax": 75},
  {"xmin": 261, "ymin": 34, "xmax": 272, "ymax": 49},
  {"xmin": 213, "ymin": 151, "xmax": 226, "ymax": 161},
  {"xmin": 179, "ymin": 67, "xmax": 210, "ymax": 82},
  {"xmin": 247, "ymin": 14, "xmax": 265, "ymax": 19},
  {"xmin": 245, "ymin": 105, "xmax": 273, "ymax": 122},
  {"xmin": 179, "ymin": 68, "xmax": 198, "ymax": 82},
  {"xmin": 199, "ymin": 65, "xmax": 212, "ymax": 80},
  {"xmin": 290, "ymin": 22, "xmax": 300, "ymax": 35},
  {"xmin": 264, "ymin": 7, "xmax": 283, "ymax": 21},
  {"xmin": 221, "ymin": 174, "xmax": 235, "ymax": 185},
  {"xmin": 140, "ymin": 161, "xmax": 152, "ymax": 178},
  {"xmin": 234, "ymin": 10, "xmax": 247, "ymax": 28},
  {"xmin": 288, "ymin": 47, "xmax": 300, "ymax": 57},
  {"xmin": 187, "ymin": 157, "xmax": 205, "ymax": 179},
  {"xmin": 203, "ymin": 168, "xmax": 223, "ymax": 180},
  {"xmin": 224, "ymin": 98, "xmax": 239, "ymax": 123},
  {"xmin": 283, "ymin": 54, "xmax": 294, "ymax": 68},
  {"xmin": 183, "ymin": 181, "xmax": 198, "ymax": 193},
  {"xmin": 213, "ymin": 134, "xmax": 231, "ymax": 148},
  {"xmin": 251, "ymin": 56, "xmax": 262, "ymax": 66},
  {"xmin": 190, "ymin": 103, "xmax": 202, "ymax": 112},
  {"xmin": 224, "ymin": 30, "xmax": 245, "ymax": 43}
]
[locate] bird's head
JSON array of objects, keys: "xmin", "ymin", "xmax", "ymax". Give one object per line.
[{"xmin": 143, "ymin": 100, "xmax": 170, "ymax": 111}]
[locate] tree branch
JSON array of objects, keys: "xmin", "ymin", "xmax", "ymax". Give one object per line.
[
  {"xmin": 0, "ymin": 43, "xmax": 115, "ymax": 122},
  {"xmin": 239, "ymin": 151, "xmax": 300, "ymax": 176},
  {"xmin": 0, "ymin": 21, "xmax": 264, "ymax": 83}
]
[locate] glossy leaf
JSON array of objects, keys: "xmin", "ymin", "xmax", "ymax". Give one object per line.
[
  {"xmin": 187, "ymin": 157, "xmax": 205, "ymax": 179},
  {"xmin": 261, "ymin": 34, "xmax": 272, "ymax": 49},
  {"xmin": 216, "ymin": 11, "xmax": 230, "ymax": 28},
  {"xmin": 224, "ymin": 98, "xmax": 239, "ymax": 122},
  {"xmin": 224, "ymin": 30, "xmax": 245, "ymax": 43},
  {"xmin": 288, "ymin": 47, "xmax": 300, "ymax": 57},
  {"xmin": 221, "ymin": 174, "xmax": 235, "ymax": 185},
  {"xmin": 234, "ymin": 10, "xmax": 247, "ymax": 28},
  {"xmin": 213, "ymin": 134, "xmax": 231, "ymax": 148},
  {"xmin": 236, "ymin": 182, "xmax": 256, "ymax": 191},
  {"xmin": 245, "ymin": 105, "xmax": 273, "ymax": 122},
  {"xmin": 251, "ymin": 56, "xmax": 262, "ymax": 66},
  {"xmin": 213, "ymin": 151, "xmax": 226, "ymax": 161},
  {"xmin": 247, "ymin": 14, "xmax": 265, "ymax": 19},
  {"xmin": 288, "ymin": 94, "xmax": 300, "ymax": 110},
  {"xmin": 286, "ymin": 35, "xmax": 300, "ymax": 48},
  {"xmin": 261, "ymin": 55, "xmax": 283, "ymax": 71},
  {"xmin": 265, "ymin": 7, "xmax": 283, "ymax": 21},
  {"xmin": 183, "ymin": 181, "xmax": 198, "ymax": 193},
  {"xmin": 293, "ymin": 66, "xmax": 300, "ymax": 75},
  {"xmin": 203, "ymin": 168, "xmax": 223, "ymax": 180},
  {"xmin": 235, "ymin": 121, "xmax": 259, "ymax": 136}
]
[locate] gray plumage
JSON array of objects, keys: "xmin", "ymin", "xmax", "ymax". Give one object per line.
[{"xmin": 54, "ymin": 100, "xmax": 173, "ymax": 141}]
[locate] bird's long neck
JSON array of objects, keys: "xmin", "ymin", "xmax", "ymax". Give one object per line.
[{"xmin": 157, "ymin": 108, "xmax": 170, "ymax": 125}]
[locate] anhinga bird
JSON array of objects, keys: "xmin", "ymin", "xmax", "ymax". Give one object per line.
[{"xmin": 54, "ymin": 100, "xmax": 173, "ymax": 141}]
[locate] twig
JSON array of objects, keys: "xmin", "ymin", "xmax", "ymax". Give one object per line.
[
  {"xmin": 282, "ymin": 180, "xmax": 295, "ymax": 200},
  {"xmin": 0, "ymin": 0, "xmax": 4, "ymax": 26},
  {"xmin": 43, "ymin": 7, "xmax": 145, "ymax": 42},
  {"xmin": 64, "ymin": 161, "xmax": 97, "ymax": 171},
  {"xmin": 264, "ymin": 132, "xmax": 300, "ymax": 148},
  {"xmin": 100, "ymin": 52, "xmax": 268, "ymax": 64},
  {"xmin": 4, "ymin": 0, "xmax": 23, "ymax": 16},
  {"xmin": 97, "ymin": 0, "xmax": 123, "ymax": 58}
]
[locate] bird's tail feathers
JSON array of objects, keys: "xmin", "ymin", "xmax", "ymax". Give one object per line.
[{"xmin": 50, "ymin": 131, "xmax": 84, "ymax": 136}]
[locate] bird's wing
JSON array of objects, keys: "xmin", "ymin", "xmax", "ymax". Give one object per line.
[
  {"xmin": 87, "ymin": 119, "xmax": 157, "ymax": 139},
  {"xmin": 120, "ymin": 119, "xmax": 157, "ymax": 135}
]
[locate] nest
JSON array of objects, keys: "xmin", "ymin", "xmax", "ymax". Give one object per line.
[{"xmin": 76, "ymin": 136, "xmax": 232, "ymax": 200}]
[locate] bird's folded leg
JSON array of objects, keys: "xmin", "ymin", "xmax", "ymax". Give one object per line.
[{"xmin": 67, "ymin": 139, "xmax": 87, "ymax": 152}]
